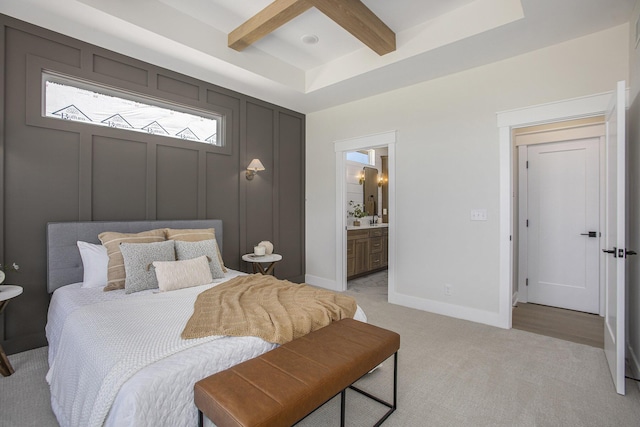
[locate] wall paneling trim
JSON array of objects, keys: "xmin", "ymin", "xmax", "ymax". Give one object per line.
[{"xmin": 0, "ymin": 14, "xmax": 305, "ymax": 353}]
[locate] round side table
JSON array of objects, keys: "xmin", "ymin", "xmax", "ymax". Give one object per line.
[
  {"xmin": 242, "ymin": 253, "xmax": 282, "ymax": 275},
  {"xmin": 0, "ymin": 285, "xmax": 23, "ymax": 376}
]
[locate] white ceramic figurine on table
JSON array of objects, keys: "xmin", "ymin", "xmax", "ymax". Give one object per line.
[{"xmin": 258, "ymin": 241, "xmax": 274, "ymax": 255}]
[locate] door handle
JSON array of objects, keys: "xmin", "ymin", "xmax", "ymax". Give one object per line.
[
  {"xmin": 602, "ymin": 247, "xmax": 617, "ymax": 257},
  {"xmin": 626, "ymin": 250, "xmax": 637, "ymax": 257},
  {"xmin": 580, "ymin": 231, "xmax": 597, "ymax": 237}
]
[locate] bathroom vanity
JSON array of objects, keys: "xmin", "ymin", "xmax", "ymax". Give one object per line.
[{"xmin": 347, "ymin": 224, "xmax": 388, "ymax": 279}]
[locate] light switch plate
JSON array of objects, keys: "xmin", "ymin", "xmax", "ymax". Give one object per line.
[{"xmin": 470, "ymin": 209, "xmax": 487, "ymax": 221}]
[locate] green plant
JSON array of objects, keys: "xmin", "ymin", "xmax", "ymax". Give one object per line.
[
  {"xmin": 0, "ymin": 262, "xmax": 19, "ymax": 273},
  {"xmin": 348, "ymin": 201, "xmax": 368, "ymax": 219},
  {"xmin": 0, "ymin": 262, "xmax": 19, "ymax": 285}
]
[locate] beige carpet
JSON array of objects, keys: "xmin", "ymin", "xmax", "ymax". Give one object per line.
[{"xmin": 2, "ymin": 279, "xmax": 640, "ymax": 426}]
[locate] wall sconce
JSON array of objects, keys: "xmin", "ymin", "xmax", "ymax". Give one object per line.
[
  {"xmin": 358, "ymin": 171, "xmax": 365, "ymax": 185},
  {"xmin": 378, "ymin": 176, "xmax": 384, "ymax": 187},
  {"xmin": 246, "ymin": 159, "xmax": 265, "ymax": 180}
]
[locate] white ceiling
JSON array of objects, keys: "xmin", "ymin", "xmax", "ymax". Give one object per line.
[{"xmin": 0, "ymin": 0, "xmax": 635, "ymax": 113}]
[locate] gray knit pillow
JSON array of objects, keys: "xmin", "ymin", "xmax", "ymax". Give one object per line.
[
  {"xmin": 174, "ymin": 239, "xmax": 225, "ymax": 280},
  {"xmin": 120, "ymin": 240, "xmax": 176, "ymax": 294}
]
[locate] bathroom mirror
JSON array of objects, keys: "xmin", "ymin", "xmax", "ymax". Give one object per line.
[{"xmin": 363, "ymin": 167, "xmax": 378, "ymax": 217}]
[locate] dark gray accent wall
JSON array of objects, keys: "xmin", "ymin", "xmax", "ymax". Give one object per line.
[{"xmin": 0, "ymin": 15, "xmax": 305, "ymax": 354}]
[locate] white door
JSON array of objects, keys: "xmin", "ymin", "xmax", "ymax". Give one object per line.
[
  {"xmin": 527, "ymin": 139, "xmax": 600, "ymax": 313},
  {"xmin": 603, "ymin": 80, "xmax": 626, "ymax": 395}
]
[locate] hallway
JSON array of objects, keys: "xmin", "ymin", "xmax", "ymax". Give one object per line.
[{"xmin": 513, "ymin": 302, "xmax": 604, "ymax": 348}]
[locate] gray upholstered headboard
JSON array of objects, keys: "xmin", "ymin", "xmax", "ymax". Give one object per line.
[{"xmin": 46, "ymin": 219, "xmax": 223, "ymax": 293}]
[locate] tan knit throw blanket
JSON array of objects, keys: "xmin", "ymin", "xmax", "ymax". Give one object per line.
[{"xmin": 181, "ymin": 274, "xmax": 357, "ymax": 344}]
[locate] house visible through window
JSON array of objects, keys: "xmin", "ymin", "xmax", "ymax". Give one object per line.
[{"xmin": 43, "ymin": 73, "xmax": 223, "ymax": 146}]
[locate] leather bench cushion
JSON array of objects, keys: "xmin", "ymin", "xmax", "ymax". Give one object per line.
[{"xmin": 194, "ymin": 318, "xmax": 400, "ymax": 427}]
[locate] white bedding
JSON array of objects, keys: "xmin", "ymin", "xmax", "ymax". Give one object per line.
[{"xmin": 46, "ymin": 270, "xmax": 366, "ymax": 427}]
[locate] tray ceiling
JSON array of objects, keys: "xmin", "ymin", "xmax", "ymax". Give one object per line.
[{"xmin": 0, "ymin": 0, "xmax": 635, "ymax": 112}]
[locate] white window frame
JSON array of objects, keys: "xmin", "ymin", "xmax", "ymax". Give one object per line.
[{"xmin": 42, "ymin": 71, "xmax": 224, "ymax": 146}]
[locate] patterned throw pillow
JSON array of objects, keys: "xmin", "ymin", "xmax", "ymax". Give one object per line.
[
  {"xmin": 99, "ymin": 229, "xmax": 166, "ymax": 291},
  {"xmin": 120, "ymin": 240, "xmax": 176, "ymax": 294},
  {"xmin": 153, "ymin": 256, "xmax": 213, "ymax": 292},
  {"xmin": 174, "ymin": 239, "xmax": 225, "ymax": 280},
  {"xmin": 165, "ymin": 228, "xmax": 227, "ymax": 272}
]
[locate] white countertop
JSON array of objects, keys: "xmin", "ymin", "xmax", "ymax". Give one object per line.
[{"xmin": 347, "ymin": 223, "xmax": 388, "ymax": 230}]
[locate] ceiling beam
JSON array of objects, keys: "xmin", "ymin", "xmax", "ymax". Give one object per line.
[
  {"xmin": 229, "ymin": 0, "xmax": 313, "ymax": 51},
  {"xmin": 307, "ymin": 0, "xmax": 395, "ymax": 56},
  {"xmin": 228, "ymin": 0, "xmax": 396, "ymax": 56}
]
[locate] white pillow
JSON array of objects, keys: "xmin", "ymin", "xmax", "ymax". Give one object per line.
[
  {"xmin": 153, "ymin": 256, "xmax": 213, "ymax": 292},
  {"xmin": 77, "ymin": 241, "xmax": 109, "ymax": 288}
]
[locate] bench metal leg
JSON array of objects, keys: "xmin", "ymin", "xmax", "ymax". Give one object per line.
[
  {"xmin": 295, "ymin": 351, "xmax": 398, "ymax": 427},
  {"xmin": 348, "ymin": 351, "xmax": 398, "ymax": 427},
  {"xmin": 198, "ymin": 409, "xmax": 203, "ymax": 427},
  {"xmin": 341, "ymin": 389, "xmax": 346, "ymax": 427}
]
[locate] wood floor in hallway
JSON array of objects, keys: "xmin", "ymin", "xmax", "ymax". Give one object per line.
[{"xmin": 513, "ymin": 302, "xmax": 604, "ymax": 348}]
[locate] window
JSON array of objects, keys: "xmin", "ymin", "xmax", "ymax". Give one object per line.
[
  {"xmin": 43, "ymin": 73, "xmax": 223, "ymax": 146},
  {"xmin": 346, "ymin": 149, "xmax": 375, "ymax": 165}
]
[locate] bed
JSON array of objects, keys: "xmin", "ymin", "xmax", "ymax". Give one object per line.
[{"xmin": 45, "ymin": 220, "xmax": 366, "ymax": 427}]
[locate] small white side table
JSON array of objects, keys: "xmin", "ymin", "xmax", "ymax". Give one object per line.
[
  {"xmin": 242, "ymin": 253, "xmax": 282, "ymax": 275},
  {"xmin": 0, "ymin": 285, "xmax": 23, "ymax": 376}
]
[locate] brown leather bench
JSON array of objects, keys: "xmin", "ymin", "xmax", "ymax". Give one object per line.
[{"xmin": 194, "ymin": 318, "xmax": 400, "ymax": 427}]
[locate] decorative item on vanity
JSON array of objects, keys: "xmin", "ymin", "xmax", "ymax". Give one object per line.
[
  {"xmin": 253, "ymin": 245, "xmax": 266, "ymax": 256},
  {"xmin": 258, "ymin": 240, "xmax": 274, "ymax": 255},
  {"xmin": 0, "ymin": 262, "xmax": 19, "ymax": 285},
  {"xmin": 348, "ymin": 201, "xmax": 368, "ymax": 226},
  {"xmin": 245, "ymin": 158, "xmax": 265, "ymax": 180}
]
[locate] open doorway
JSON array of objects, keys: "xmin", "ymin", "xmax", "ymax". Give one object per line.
[
  {"xmin": 511, "ymin": 119, "xmax": 607, "ymax": 348},
  {"xmin": 499, "ymin": 83, "xmax": 629, "ymax": 395},
  {"xmin": 497, "ymin": 90, "xmax": 617, "ymax": 330},
  {"xmin": 334, "ymin": 131, "xmax": 396, "ymax": 297},
  {"xmin": 345, "ymin": 148, "xmax": 388, "ymax": 297}
]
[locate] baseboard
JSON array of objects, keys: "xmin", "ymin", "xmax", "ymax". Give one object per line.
[
  {"xmin": 305, "ymin": 274, "xmax": 340, "ymax": 291},
  {"xmin": 628, "ymin": 343, "xmax": 640, "ymax": 391},
  {"xmin": 388, "ymin": 290, "xmax": 504, "ymax": 329}
]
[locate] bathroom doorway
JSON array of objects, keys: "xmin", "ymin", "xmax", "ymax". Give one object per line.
[
  {"xmin": 345, "ymin": 148, "xmax": 388, "ymax": 295},
  {"xmin": 333, "ymin": 131, "xmax": 396, "ymax": 297}
]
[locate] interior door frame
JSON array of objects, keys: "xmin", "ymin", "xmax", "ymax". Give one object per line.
[
  {"xmin": 517, "ymin": 134, "xmax": 606, "ymax": 315},
  {"xmin": 497, "ymin": 90, "xmax": 626, "ymax": 329},
  {"xmin": 334, "ymin": 131, "xmax": 396, "ymax": 293}
]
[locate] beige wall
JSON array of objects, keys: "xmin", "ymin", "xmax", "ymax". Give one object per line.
[
  {"xmin": 305, "ymin": 24, "xmax": 629, "ymax": 325},
  {"xmin": 627, "ymin": 0, "xmax": 640, "ymax": 384}
]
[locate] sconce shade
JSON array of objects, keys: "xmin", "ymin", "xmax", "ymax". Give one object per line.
[
  {"xmin": 247, "ymin": 159, "xmax": 265, "ymax": 171},
  {"xmin": 246, "ymin": 158, "xmax": 265, "ymax": 180}
]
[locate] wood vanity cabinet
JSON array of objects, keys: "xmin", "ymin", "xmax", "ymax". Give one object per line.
[
  {"xmin": 347, "ymin": 229, "xmax": 369, "ymax": 277},
  {"xmin": 347, "ymin": 227, "xmax": 388, "ymax": 279},
  {"xmin": 382, "ymin": 230, "xmax": 388, "ymax": 267},
  {"xmin": 346, "ymin": 238, "xmax": 356, "ymax": 277}
]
